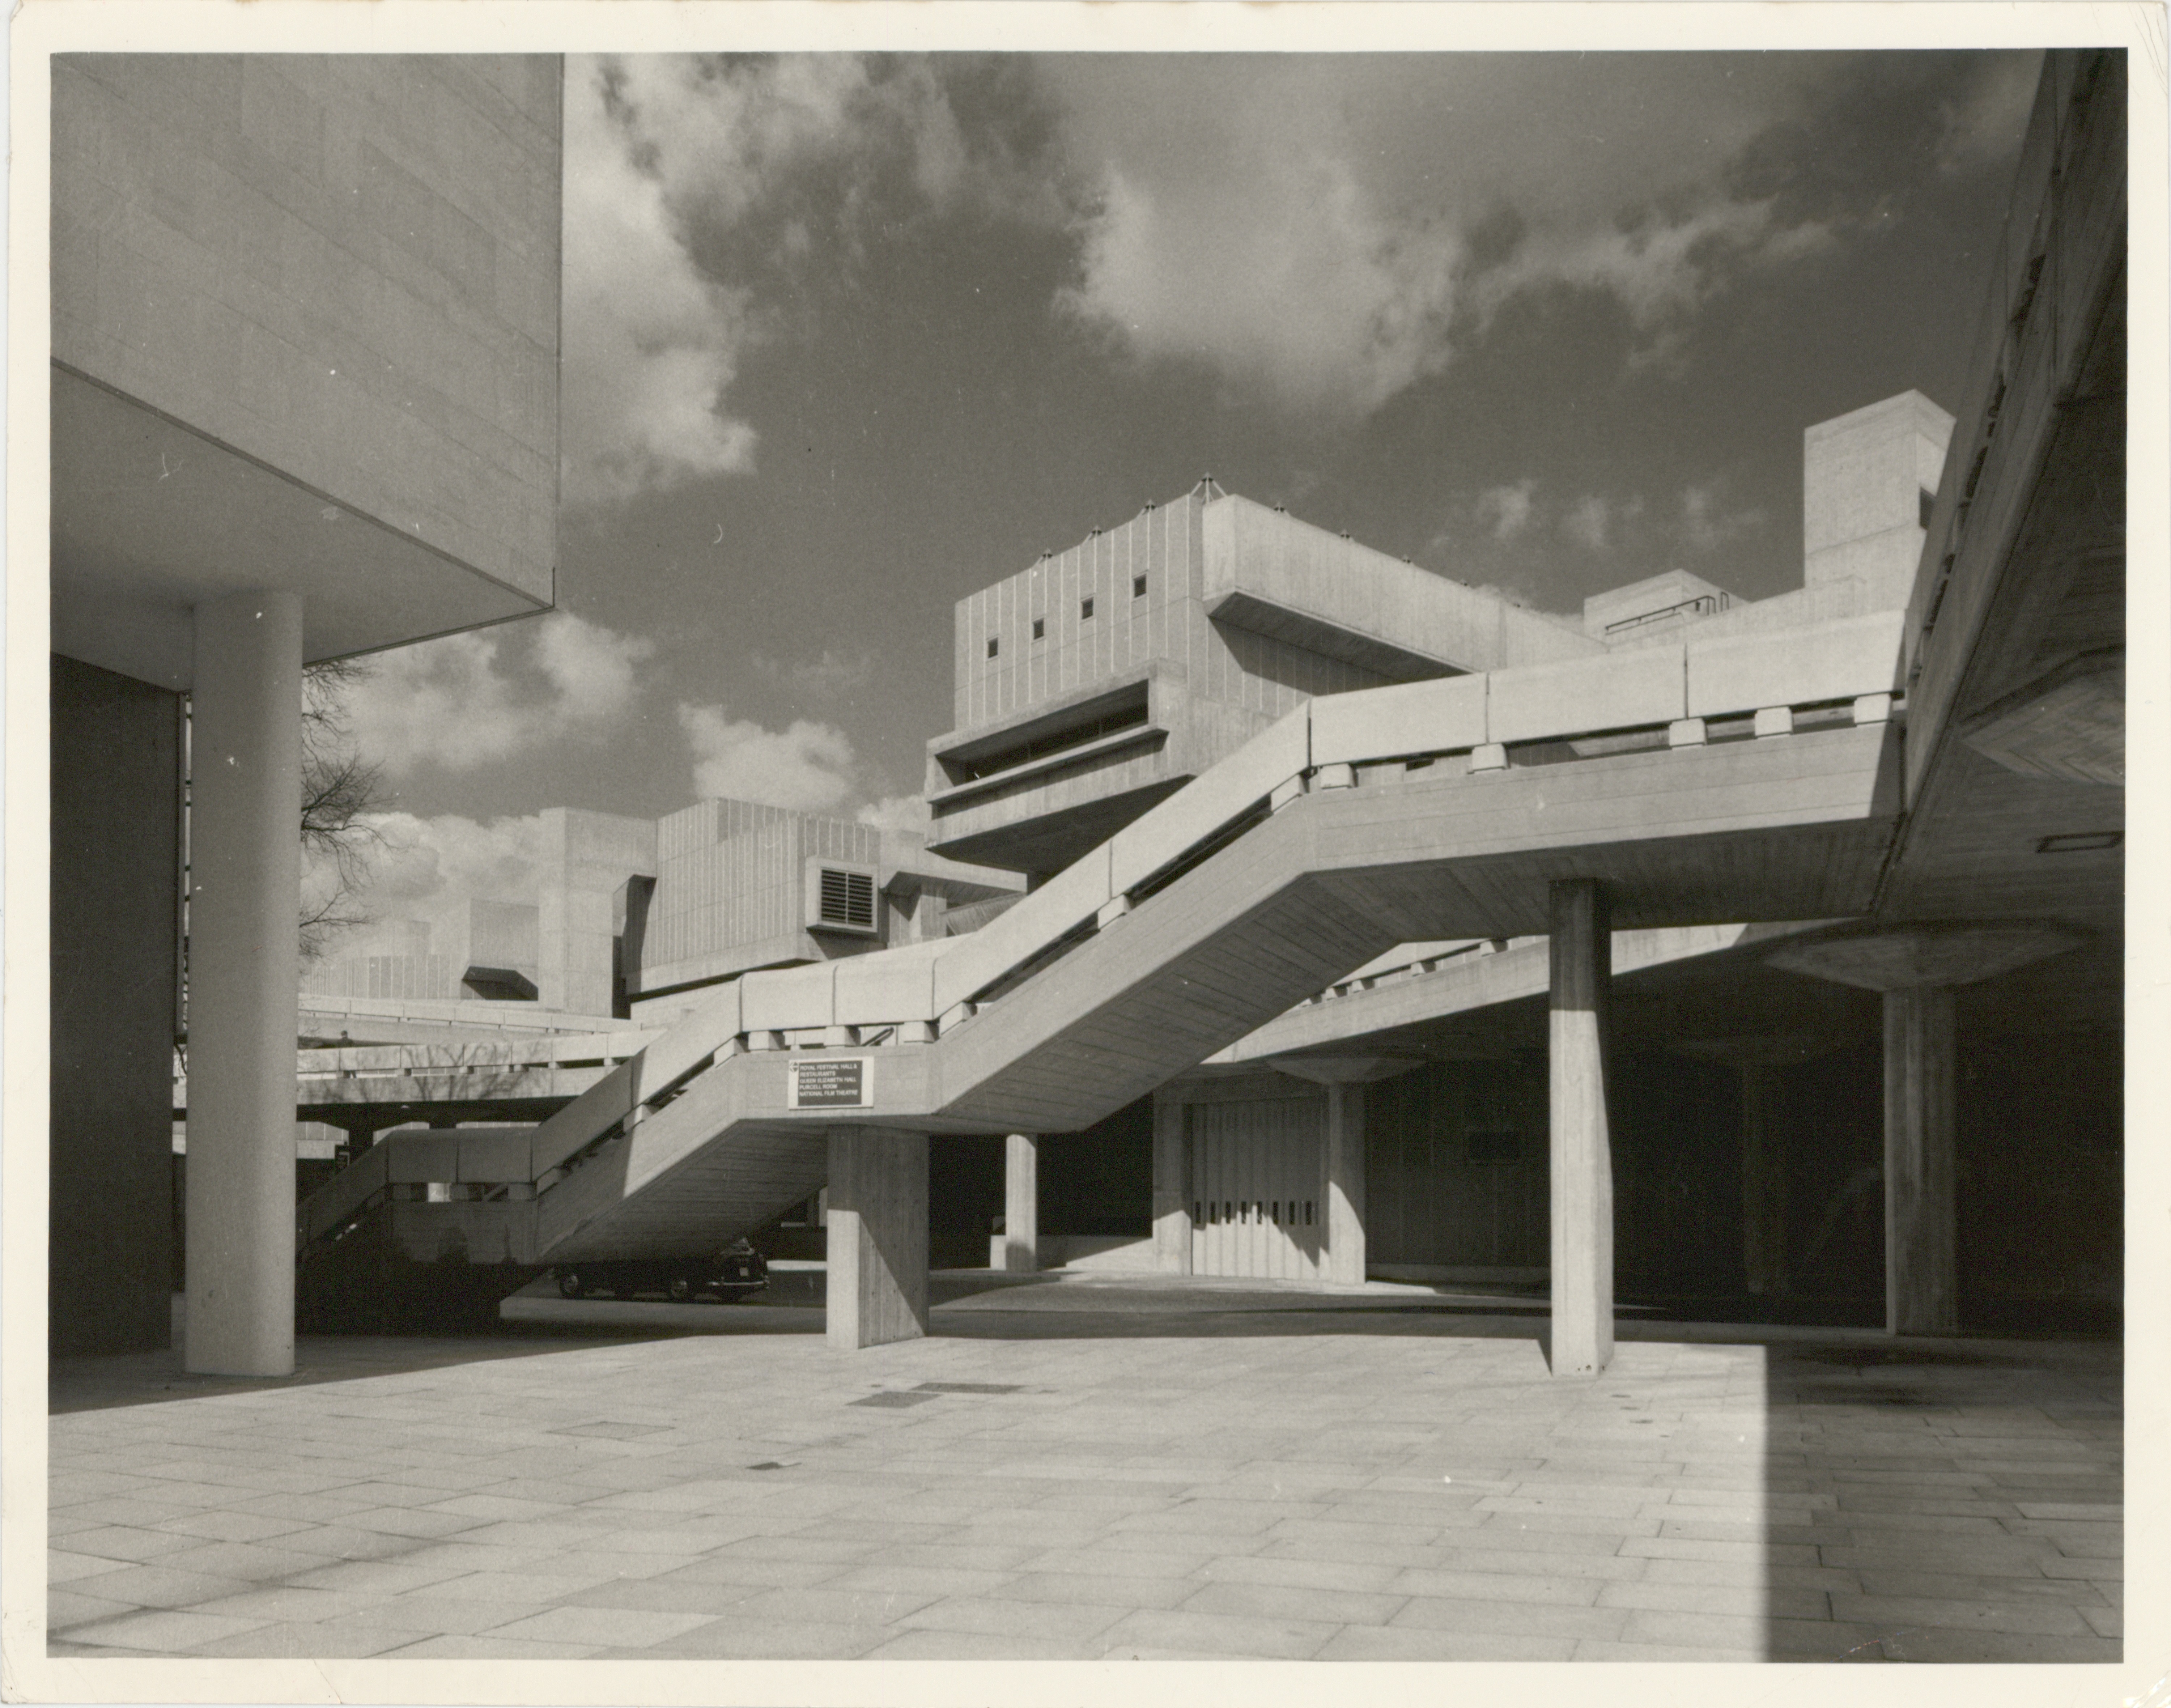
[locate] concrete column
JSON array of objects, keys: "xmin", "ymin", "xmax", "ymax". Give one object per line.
[
  {"xmin": 1883, "ymin": 986, "xmax": 1958, "ymax": 1335},
  {"xmin": 1323, "ymin": 1083, "xmax": 1366, "ymax": 1286},
  {"xmin": 1151, "ymin": 1095, "xmax": 1192, "ymax": 1274},
  {"xmin": 1548, "ymin": 878, "xmax": 1615, "ymax": 1376},
  {"xmin": 1000, "ymin": 1133, "xmax": 1039, "ymax": 1272},
  {"xmin": 825, "ymin": 1125, "xmax": 929, "ymax": 1350},
  {"xmin": 185, "ymin": 590, "xmax": 303, "ymax": 1377},
  {"xmin": 1763, "ymin": 922, "xmax": 2085, "ymax": 1339},
  {"xmin": 1742, "ymin": 1064, "xmax": 1788, "ymax": 1296}
]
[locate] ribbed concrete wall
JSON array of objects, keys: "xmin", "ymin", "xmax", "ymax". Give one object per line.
[
  {"xmin": 951, "ymin": 490, "xmax": 1388, "ymax": 735},
  {"xmin": 650, "ymin": 801, "xmax": 879, "ymax": 970}
]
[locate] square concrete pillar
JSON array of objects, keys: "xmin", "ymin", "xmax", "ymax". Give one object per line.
[
  {"xmin": 1742, "ymin": 1063, "xmax": 1788, "ymax": 1297},
  {"xmin": 1323, "ymin": 1083, "xmax": 1366, "ymax": 1286},
  {"xmin": 186, "ymin": 590, "xmax": 303, "ymax": 1377},
  {"xmin": 1548, "ymin": 878, "xmax": 1615, "ymax": 1376},
  {"xmin": 1884, "ymin": 986, "xmax": 1958, "ymax": 1335},
  {"xmin": 825, "ymin": 1126, "xmax": 929, "ymax": 1350},
  {"xmin": 1151, "ymin": 1095, "xmax": 1192, "ymax": 1274},
  {"xmin": 1001, "ymin": 1133, "xmax": 1039, "ymax": 1272}
]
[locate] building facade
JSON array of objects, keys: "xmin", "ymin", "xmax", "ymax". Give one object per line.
[{"xmin": 50, "ymin": 55, "xmax": 565, "ymax": 1363}]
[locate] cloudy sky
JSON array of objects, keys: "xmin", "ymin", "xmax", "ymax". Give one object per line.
[{"xmin": 330, "ymin": 47, "xmax": 2041, "ymax": 928}]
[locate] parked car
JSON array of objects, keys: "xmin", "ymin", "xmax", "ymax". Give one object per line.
[{"xmin": 554, "ymin": 1239, "xmax": 768, "ymax": 1303}]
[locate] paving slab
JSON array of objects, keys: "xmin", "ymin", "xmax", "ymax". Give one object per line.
[
  {"xmin": 42, "ymin": 1279, "xmax": 2121, "ymax": 1664},
  {"xmin": 1096, "ymin": 1606, "xmax": 1339, "ymax": 1659},
  {"xmin": 644, "ymin": 1616, "xmax": 891, "ymax": 1659}
]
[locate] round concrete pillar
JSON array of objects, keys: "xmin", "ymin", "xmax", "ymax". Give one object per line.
[
  {"xmin": 185, "ymin": 590, "xmax": 303, "ymax": 1376},
  {"xmin": 1548, "ymin": 878, "xmax": 1615, "ymax": 1376}
]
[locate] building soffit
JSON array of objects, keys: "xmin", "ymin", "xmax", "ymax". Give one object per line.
[{"xmin": 50, "ymin": 364, "xmax": 552, "ymax": 691}]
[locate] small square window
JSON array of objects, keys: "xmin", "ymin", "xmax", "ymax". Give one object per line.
[
  {"xmin": 986, "ymin": 637, "xmax": 999, "ymax": 659},
  {"xmin": 1032, "ymin": 617, "xmax": 1045, "ymax": 641},
  {"xmin": 1133, "ymin": 574, "xmax": 1148, "ymax": 598},
  {"xmin": 1080, "ymin": 596, "xmax": 1095, "ymax": 620}
]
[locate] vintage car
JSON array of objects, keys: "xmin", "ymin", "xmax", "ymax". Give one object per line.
[{"xmin": 553, "ymin": 1238, "xmax": 768, "ymax": 1303}]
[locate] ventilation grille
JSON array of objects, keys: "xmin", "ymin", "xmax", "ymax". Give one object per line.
[{"xmin": 815, "ymin": 866, "xmax": 876, "ymax": 931}]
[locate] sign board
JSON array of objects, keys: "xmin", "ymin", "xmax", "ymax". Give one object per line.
[{"xmin": 788, "ymin": 1056, "xmax": 872, "ymax": 1110}]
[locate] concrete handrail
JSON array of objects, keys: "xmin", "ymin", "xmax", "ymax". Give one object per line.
[
  {"xmin": 299, "ymin": 995, "xmax": 628, "ymax": 1036},
  {"xmin": 292, "ymin": 1029, "xmax": 659, "ymax": 1080},
  {"xmin": 298, "ymin": 1139, "xmax": 389, "ymax": 1247}
]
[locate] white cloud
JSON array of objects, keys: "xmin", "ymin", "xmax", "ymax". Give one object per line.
[
  {"xmin": 1474, "ymin": 479, "xmax": 1539, "ymax": 543},
  {"xmin": 1465, "ymin": 196, "xmax": 1838, "ymax": 374},
  {"xmin": 1493, "ymin": 200, "xmax": 1768, "ymax": 331},
  {"xmin": 562, "ymin": 55, "xmax": 1057, "ymax": 504},
  {"xmin": 344, "ymin": 614, "xmax": 654, "ymax": 774},
  {"xmin": 1557, "ymin": 493, "xmax": 1649, "ymax": 554},
  {"xmin": 611, "ymin": 54, "xmax": 1034, "ymax": 232},
  {"xmin": 562, "ymin": 59, "xmax": 760, "ymax": 505},
  {"xmin": 1563, "ymin": 495, "xmax": 1613, "ymax": 552},
  {"xmin": 856, "ymin": 794, "xmax": 932, "ymax": 835},
  {"xmin": 1048, "ymin": 68, "xmax": 1462, "ymax": 418},
  {"xmin": 356, "ymin": 812, "xmax": 553, "ymax": 915},
  {"xmin": 1035, "ymin": 55, "xmax": 1889, "ymax": 416},
  {"xmin": 1057, "ymin": 155, "xmax": 1462, "ymax": 418},
  {"xmin": 679, "ymin": 703, "xmax": 862, "ymax": 812},
  {"xmin": 534, "ymin": 612, "xmax": 656, "ymax": 724},
  {"xmin": 558, "ymin": 53, "xmax": 2037, "ymax": 458},
  {"xmin": 301, "ymin": 810, "xmax": 552, "ymax": 961},
  {"xmin": 1679, "ymin": 485, "xmax": 1766, "ymax": 554}
]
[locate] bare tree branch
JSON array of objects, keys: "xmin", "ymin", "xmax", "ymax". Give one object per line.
[{"xmin": 298, "ymin": 659, "xmax": 385, "ymax": 964}]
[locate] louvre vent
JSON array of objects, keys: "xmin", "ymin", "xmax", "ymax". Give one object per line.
[{"xmin": 816, "ymin": 866, "xmax": 876, "ymax": 931}]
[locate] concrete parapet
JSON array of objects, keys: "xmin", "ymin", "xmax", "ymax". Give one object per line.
[
  {"xmin": 382, "ymin": 1131, "xmax": 460, "ymax": 1184},
  {"xmin": 636, "ymin": 981, "xmax": 740, "ymax": 1095},
  {"xmin": 742, "ymin": 960, "xmax": 838, "ymax": 1034},
  {"xmin": 526, "ymin": 1058, "xmax": 642, "ymax": 1176},
  {"xmin": 1686, "ymin": 610, "xmax": 1908, "ymax": 720},
  {"xmin": 1107, "ymin": 702, "xmax": 1310, "ymax": 896},
  {"xmin": 1488, "ymin": 645, "xmax": 1687, "ymax": 744},
  {"xmin": 1310, "ymin": 672, "xmax": 1486, "ymax": 769},
  {"xmin": 834, "ymin": 940, "xmax": 942, "ymax": 1028},
  {"xmin": 450, "ymin": 1127, "xmax": 539, "ymax": 1184},
  {"xmin": 933, "ymin": 844, "xmax": 1113, "ymax": 1013}
]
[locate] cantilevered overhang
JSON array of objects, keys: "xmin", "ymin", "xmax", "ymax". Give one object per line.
[
  {"xmin": 929, "ymin": 668, "xmax": 1163, "ymax": 780},
  {"xmin": 1875, "ymin": 50, "xmax": 2125, "ymax": 938},
  {"xmin": 1201, "ymin": 493, "xmax": 1601, "ymax": 677},
  {"xmin": 51, "ymin": 365, "xmax": 551, "ymax": 689}
]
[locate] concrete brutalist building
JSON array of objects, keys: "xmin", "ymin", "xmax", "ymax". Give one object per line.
[{"xmin": 917, "ymin": 355, "xmax": 2118, "ymax": 1331}]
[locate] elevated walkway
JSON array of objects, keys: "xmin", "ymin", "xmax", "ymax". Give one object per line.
[
  {"xmin": 296, "ymin": 612, "xmax": 1908, "ymax": 1328},
  {"xmin": 297, "ymin": 994, "xmax": 632, "ymax": 1047},
  {"xmin": 178, "ymin": 1027, "xmax": 655, "ymax": 1140}
]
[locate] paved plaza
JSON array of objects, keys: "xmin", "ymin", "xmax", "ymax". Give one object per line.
[{"xmin": 46, "ymin": 1275, "xmax": 2120, "ymax": 1663}]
